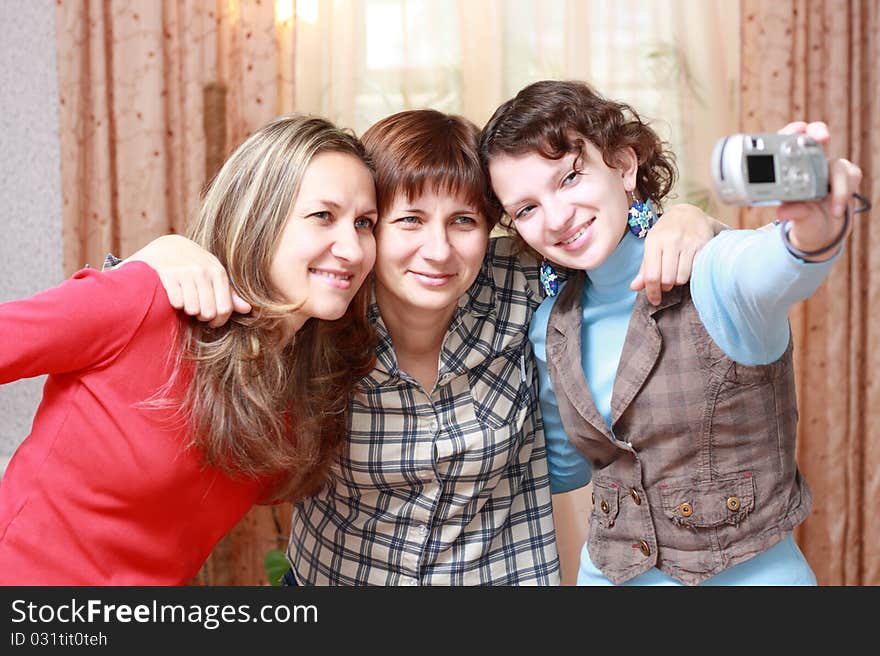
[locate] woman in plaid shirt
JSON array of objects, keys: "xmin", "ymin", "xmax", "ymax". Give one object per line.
[{"xmin": 138, "ymin": 109, "xmax": 722, "ymax": 585}]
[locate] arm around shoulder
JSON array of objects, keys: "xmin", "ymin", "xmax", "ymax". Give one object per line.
[
  {"xmin": 123, "ymin": 234, "xmax": 251, "ymax": 327},
  {"xmin": 0, "ymin": 262, "xmax": 164, "ymax": 382}
]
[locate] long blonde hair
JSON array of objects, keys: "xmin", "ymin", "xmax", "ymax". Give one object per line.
[{"xmin": 167, "ymin": 115, "xmax": 377, "ymax": 502}]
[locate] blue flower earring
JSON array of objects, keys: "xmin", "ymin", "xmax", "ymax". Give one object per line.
[
  {"xmin": 540, "ymin": 259, "xmax": 558, "ymax": 297},
  {"xmin": 627, "ymin": 191, "xmax": 658, "ymax": 238}
]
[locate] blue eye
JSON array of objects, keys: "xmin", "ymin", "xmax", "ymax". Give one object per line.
[
  {"xmin": 396, "ymin": 216, "xmax": 422, "ymax": 225},
  {"xmin": 562, "ymin": 170, "xmax": 579, "ymax": 185},
  {"xmin": 355, "ymin": 217, "xmax": 375, "ymax": 230},
  {"xmin": 514, "ymin": 205, "xmax": 535, "ymax": 221},
  {"xmin": 310, "ymin": 211, "xmax": 332, "ymax": 221},
  {"xmin": 452, "ymin": 215, "xmax": 477, "ymax": 225}
]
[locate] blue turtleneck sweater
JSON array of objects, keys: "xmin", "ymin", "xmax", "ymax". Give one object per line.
[{"xmin": 530, "ymin": 223, "xmax": 837, "ymax": 585}]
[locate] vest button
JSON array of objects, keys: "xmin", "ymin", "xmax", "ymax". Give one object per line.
[
  {"xmin": 679, "ymin": 502, "xmax": 694, "ymax": 517},
  {"xmin": 629, "ymin": 488, "xmax": 641, "ymax": 505},
  {"xmin": 600, "ymin": 500, "xmax": 610, "ymax": 514},
  {"xmin": 726, "ymin": 496, "xmax": 741, "ymax": 511},
  {"xmin": 638, "ymin": 540, "xmax": 651, "ymax": 557}
]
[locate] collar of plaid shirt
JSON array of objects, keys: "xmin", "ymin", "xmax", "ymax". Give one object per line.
[{"xmin": 365, "ymin": 260, "xmax": 497, "ymax": 385}]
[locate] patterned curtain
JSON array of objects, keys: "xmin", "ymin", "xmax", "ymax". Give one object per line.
[
  {"xmin": 739, "ymin": 0, "xmax": 879, "ymax": 585},
  {"xmin": 55, "ymin": 0, "xmax": 295, "ymax": 274},
  {"xmin": 54, "ymin": 0, "xmax": 297, "ymax": 584}
]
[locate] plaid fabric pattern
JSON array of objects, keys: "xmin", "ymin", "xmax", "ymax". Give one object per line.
[
  {"xmin": 546, "ymin": 281, "xmax": 810, "ymax": 585},
  {"xmin": 287, "ymin": 237, "xmax": 560, "ymax": 585}
]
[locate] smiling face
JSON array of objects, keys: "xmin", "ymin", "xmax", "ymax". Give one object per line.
[
  {"xmin": 372, "ymin": 188, "xmax": 489, "ymax": 320},
  {"xmin": 488, "ymin": 140, "xmax": 638, "ymax": 271},
  {"xmin": 270, "ymin": 150, "xmax": 378, "ymax": 334}
]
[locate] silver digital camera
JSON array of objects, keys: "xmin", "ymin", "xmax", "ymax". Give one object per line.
[{"xmin": 711, "ymin": 133, "xmax": 828, "ymax": 205}]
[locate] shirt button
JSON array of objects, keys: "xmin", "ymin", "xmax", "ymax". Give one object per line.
[
  {"xmin": 428, "ymin": 419, "xmax": 438, "ymax": 432},
  {"xmin": 638, "ymin": 540, "xmax": 651, "ymax": 557},
  {"xmin": 726, "ymin": 496, "xmax": 741, "ymax": 511},
  {"xmin": 629, "ymin": 488, "xmax": 641, "ymax": 505},
  {"xmin": 418, "ymin": 524, "xmax": 428, "ymax": 536},
  {"xmin": 679, "ymin": 502, "xmax": 694, "ymax": 517}
]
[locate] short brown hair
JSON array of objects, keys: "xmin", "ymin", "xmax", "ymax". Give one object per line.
[
  {"xmin": 362, "ymin": 109, "xmax": 501, "ymax": 229},
  {"xmin": 479, "ymin": 80, "xmax": 678, "ymax": 222}
]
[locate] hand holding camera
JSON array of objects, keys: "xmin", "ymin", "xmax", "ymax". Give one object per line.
[
  {"xmin": 711, "ymin": 130, "xmax": 828, "ymax": 205},
  {"xmin": 711, "ymin": 121, "xmax": 868, "ymax": 261}
]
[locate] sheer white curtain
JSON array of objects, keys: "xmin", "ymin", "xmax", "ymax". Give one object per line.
[
  {"xmin": 290, "ymin": 0, "xmax": 741, "ymax": 583},
  {"xmin": 291, "ymin": 0, "xmax": 739, "ymax": 220}
]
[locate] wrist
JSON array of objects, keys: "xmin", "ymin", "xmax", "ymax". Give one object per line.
[
  {"xmin": 786, "ymin": 222, "xmax": 837, "ymax": 254},
  {"xmin": 780, "ymin": 211, "xmax": 849, "ymax": 262}
]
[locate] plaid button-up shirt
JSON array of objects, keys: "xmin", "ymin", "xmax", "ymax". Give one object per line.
[{"xmin": 287, "ymin": 237, "xmax": 560, "ymax": 585}]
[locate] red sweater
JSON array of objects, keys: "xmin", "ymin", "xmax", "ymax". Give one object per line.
[{"xmin": 0, "ymin": 262, "xmax": 265, "ymax": 585}]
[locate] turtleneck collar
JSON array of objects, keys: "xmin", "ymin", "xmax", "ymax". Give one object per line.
[{"xmin": 584, "ymin": 229, "xmax": 644, "ymax": 302}]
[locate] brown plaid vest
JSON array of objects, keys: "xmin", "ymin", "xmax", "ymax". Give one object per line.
[{"xmin": 545, "ymin": 272, "xmax": 812, "ymax": 585}]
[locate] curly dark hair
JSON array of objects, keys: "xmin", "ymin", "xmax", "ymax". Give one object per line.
[{"xmin": 478, "ymin": 80, "xmax": 678, "ymax": 228}]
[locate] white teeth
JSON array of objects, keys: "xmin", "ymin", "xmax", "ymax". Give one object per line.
[
  {"xmin": 310, "ymin": 269, "xmax": 352, "ymax": 280},
  {"xmin": 561, "ymin": 226, "xmax": 587, "ymax": 245},
  {"xmin": 560, "ymin": 220, "xmax": 594, "ymax": 245}
]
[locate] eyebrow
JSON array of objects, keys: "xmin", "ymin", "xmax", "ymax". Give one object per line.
[
  {"xmin": 308, "ymin": 199, "xmax": 377, "ymax": 216},
  {"xmin": 399, "ymin": 207, "xmax": 479, "ymax": 215},
  {"xmin": 500, "ymin": 195, "xmax": 530, "ymax": 215},
  {"xmin": 501, "ymin": 156, "xmax": 579, "ymax": 211},
  {"xmin": 311, "ymin": 199, "xmax": 342, "ymax": 210}
]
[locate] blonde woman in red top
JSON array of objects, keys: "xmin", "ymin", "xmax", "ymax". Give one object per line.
[{"xmin": 0, "ymin": 115, "xmax": 378, "ymax": 585}]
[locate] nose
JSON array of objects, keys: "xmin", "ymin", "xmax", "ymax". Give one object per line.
[
  {"xmin": 545, "ymin": 194, "xmax": 576, "ymax": 232},
  {"xmin": 330, "ymin": 222, "xmax": 366, "ymax": 266},
  {"xmin": 419, "ymin": 222, "xmax": 452, "ymax": 262}
]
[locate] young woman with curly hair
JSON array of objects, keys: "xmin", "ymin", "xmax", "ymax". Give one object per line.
[{"xmin": 480, "ymin": 79, "xmax": 862, "ymax": 586}]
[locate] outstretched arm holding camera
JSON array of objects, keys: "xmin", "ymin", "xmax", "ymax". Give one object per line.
[{"xmin": 692, "ymin": 121, "xmax": 864, "ymax": 366}]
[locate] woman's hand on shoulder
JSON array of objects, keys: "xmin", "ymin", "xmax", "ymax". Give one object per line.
[
  {"xmin": 632, "ymin": 203, "xmax": 724, "ymax": 305},
  {"xmin": 125, "ymin": 234, "xmax": 250, "ymax": 327}
]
